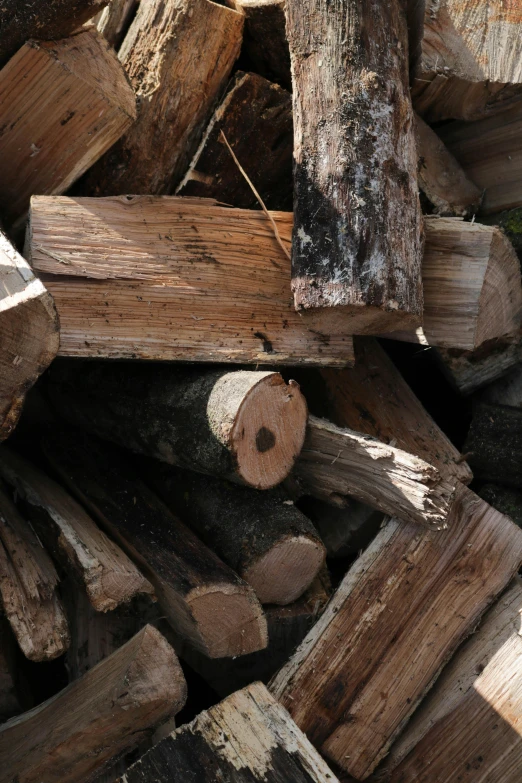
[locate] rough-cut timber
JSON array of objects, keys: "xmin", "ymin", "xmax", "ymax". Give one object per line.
[
  {"xmin": 0, "ymin": 232, "xmax": 58, "ymax": 440},
  {"xmin": 46, "ymin": 361, "xmax": 308, "ymax": 490},
  {"xmin": 81, "ymin": 0, "xmax": 243, "ymax": 195},
  {"xmin": 0, "ymin": 625, "xmax": 187, "ymax": 783},
  {"xmin": 0, "ymin": 486, "xmax": 69, "ymax": 661},
  {"xmin": 293, "ymin": 416, "xmax": 456, "ymax": 530},
  {"xmin": 479, "ymin": 484, "xmax": 522, "ymax": 529},
  {"xmin": 177, "ymin": 71, "xmax": 293, "ymax": 211},
  {"xmin": 27, "ymin": 196, "xmax": 355, "ymax": 366},
  {"xmin": 0, "ymin": 30, "xmax": 136, "ymax": 227},
  {"xmin": 415, "ymin": 113, "xmax": 482, "ymax": 216},
  {"xmin": 0, "ymin": 447, "xmax": 154, "ymax": 612},
  {"xmin": 383, "ymin": 577, "xmax": 522, "ymax": 781},
  {"xmin": 118, "ymin": 682, "xmax": 339, "ymax": 783},
  {"xmin": 465, "ymin": 402, "xmax": 522, "ymax": 490},
  {"xmin": 287, "ymin": 0, "xmax": 423, "ymax": 334},
  {"xmin": 321, "ymin": 337, "xmax": 472, "ymax": 484},
  {"xmin": 0, "ymin": 617, "xmax": 22, "ymax": 722},
  {"xmin": 435, "ymin": 336, "xmax": 522, "ymax": 395},
  {"xmin": 96, "ymin": 0, "xmax": 138, "ymax": 49},
  {"xmin": 0, "ymin": 0, "xmax": 108, "ymax": 66},
  {"xmin": 43, "ymin": 432, "xmax": 268, "ymax": 659},
  {"xmin": 481, "ymin": 361, "xmax": 522, "ymax": 408},
  {"xmin": 270, "ymin": 484, "xmax": 522, "ymax": 779},
  {"xmin": 148, "ymin": 466, "xmax": 325, "ymax": 605},
  {"xmin": 384, "ymin": 218, "xmax": 522, "ymax": 350}
]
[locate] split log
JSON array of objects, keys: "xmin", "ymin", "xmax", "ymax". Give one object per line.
[
  {"xmin": 320, "ymin": 337, "xmax": 472, "ymax": 484},
  {"xmin": 287, "ymin": 0, "xmax": 423, "ymax": 335},
  {"xmin": 302, "ymin": 497, "xmax": 384, "ymax": 559},
  {"xmin": 465, "ymin": 402, "xmax": 522, "ymax": 490},
  {"xmin": 435, "ymin": 336, "xmax": 522, "ymax": 395},
  {"xmin": 117, "ymin": 681, "xmax": 340, "ymax": 783},
  {"xmin": 479, "ymin": 484, "xmax": 522, "ymax": 529},
  {"xmin": 0, "ymin": 0, "xmax": 108, "ymax": 66},
  {"xmin": 0, "ymin": 486, "xmax": 69, "ymax": 661},
  {"xmin": 293, "ymin": 416, "xmax": 457, "ymax": 530},
  {"xmin": 415, "ymin": 113, "xmax": 482, "ymax": 217},
  {"xmin": 0, "ymin": 447, "xmax": 154, "ymax": 612},
  {"xmin": 46, "ymin": 361, "xmax": 308, "ymax": 490},
  {"xmin": 96, "ymin": 0, "xmax": 138, "ymax": 49},
  {"xmin": 177, "ymin": 71, "xmax": 293, "ymax": 211},
  {"xmin": 0, "ymin": 232, "xmax": 58, "ymax": 440},
  {"xmin": 0, "ymin": 617, "xmax": 22, "ymax": 723},
  {"xmin": 81, "ymin": 0, "xmax": 243, "ymax": 195},
  {"xmin": 148, "ymin": 466, "xmax": 325, "ymax": 605},
  {"xmin": 481, "ymin": 362, "xmax": 522, "ymax": 408},
  {"xmin": 270, "ymin": 484, "xmax": 522, "ymax": 779},
  {"xmin": 27, "ymin": 195, "xmax": 355, "ymax": 366},
  {"xmin": 0, "ymin": 625, "xmax": 187, "ymax": 783},
  {"xmin": 43, "ymin": 431, "xmax": 268, "ymax": 658},
  {"xmin": 382, "ymin": 577, "xmax": 522, "ymax": 781},
  {"xmin": 383, "ymin": 218, "xmax": 522, "ymax": 350},
  {"xmin": 0, "ymin": 30, "xmax": 136, "ymax": 227}
]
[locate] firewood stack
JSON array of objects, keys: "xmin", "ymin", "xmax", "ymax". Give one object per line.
[{"xmin": 1, "ymin": 0, "xmax": 522, "ymax": 780}]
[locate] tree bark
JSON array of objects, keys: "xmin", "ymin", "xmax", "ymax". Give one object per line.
[
  {"xmin": 46, "ymin": 361, "xmax": 308, "ymax": 491},
  {"xmin": 287, "ymin": 0, "xmax": 423, "ymax": 334},
  {"xmin": 435, "ymin": 335, "xmax": 522, "ymax": 395},
  {"xmin": 465, "ymin": 402, "xmax": 522, "ymax": 490},
  {"xmin": 270, "ymin": 484, "xmax": 522, "ymax": 779}
]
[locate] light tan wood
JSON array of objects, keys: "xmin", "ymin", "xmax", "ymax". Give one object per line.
[
  {"xmin": 293, "ymin": 416, "xmax": 457, "ymax": 530},
  {"xmin": 435, "ymin": 334, "xmax": 522, "ymax": 395},
  {"xmin": 0, "ymin": 487, "xmax": 69, "ymax": 661},
  {"xmin": 270, "ymin": 484, "xmax": 522, "ymax": 779},
  {"xmin": 0, "ymin": 447, "xmax": 153, "ymax": 612},
  {"xmin": 0, "ymin": 232, "xmax": 58, "ymax": 440},
  {"xmin": 27, "ymin": 196, "xmax": 355, "ymax": 366},
  {"xmin": 0, "ymin": 29, "xmax": 136, "ymax": 227},
  {"xmin": 0, "ymin": 625, "xmax": 187, "ymax": 783},
  {"xmin": 383, "ymin": 218, "xmax": 522, "ymax": 350},
  {"xmin": 383, "ymin": 577, "xmax": 522, "ymax": 781},
  {"xmin": 96, "ymin": 0, "xmax": 138, "ymax": 48}
]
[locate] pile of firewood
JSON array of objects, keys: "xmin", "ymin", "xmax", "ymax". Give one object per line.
[{"xmin": 2, "ymin": 0, "xmax": 522, "ymax": 781}]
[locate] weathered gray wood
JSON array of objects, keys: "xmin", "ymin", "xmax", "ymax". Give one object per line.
[
  {"xmin": 465, "ymin": 402, "xmax": 522, "ymax": 490},
  {"xmin": 435, "ymin": 336, "xmax": 522, "ymax": 395},
  {"xmin": 96, "ymin": 0, "xmax": 138, "ymax": 49},
  {"xmin": 302, "ymin": 497, "xmax": 384, "ymax": 558},
  {"xmin": 481, "ymin": 362, "xmax": 522, "ymax": 408}
]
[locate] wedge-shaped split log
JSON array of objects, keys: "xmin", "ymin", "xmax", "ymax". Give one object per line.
[
  {"xmin": 0, "ymin": 625, "xmax": 187, "ymax": 783},
  {"xmin": 43, "ymin": 431, "xmax": 268, "ymax": 658},
  {"xmin": 293, "ymin": 416, "xmax": 456, "ymax": 530},
  {"xmin": 0, "ymin": 447, "xmax": 153, "ymax": 612},
  {"xmin": 0, "ymin": 30, "xmax": 136, "ymax": 227},
  {"xmin": 117, "ymin": 682, "xmax": 339, "ymax": 783},
  {"xmin": 270, "ymin": 484, "xmax": 522, "ymax": 779},
  {"xmin": 0, "ymin": 232, "xmax": 58, "ymax": 440},
  {"xmin": 287, "ymin": 0, "xmax": 423, "ymax": 334},
  {"xmin": 27, "ymin": 196, "xmax": 355, "ymax": 366},
  {"xmin": 465, "ymin": 402, "xmax": 522, "ymax": 491},
  {"xmin": 46, "ymin": 361, "xmax": 308, "ymax": 490}
]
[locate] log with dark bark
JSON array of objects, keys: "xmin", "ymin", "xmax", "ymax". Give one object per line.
[
  {"xmin": 0, "ymin": 625, "xmax": 187, "ymax": 783},
  {"xmin": 293, "ymin": 416, "xmax": 457, "ymax": 530},
  {"xmin": 147, "ymin": 465, "xmax": 325, "ymax": 605},
  {"xmin": 0, "ymin": 447, "xmax": 154, "ymax": 612},
  {"xmin": 287, "ymin": 0, "xmax": 423, "ymax": 335},
  {"xmin": 435, "ymin": 335, "xmax": 522, "ymax": 395},
  {"xmin": 96, "ymin": 0, "xmax": 138, "ymax": 49},
  {"xmin": 465, "ymin": 402, "xmax": 522, "ymax": 490},
  {"xmin": 177, "ymin": 71, "xmax": 293, "ymax": 211},
  {"xmin": 0, "ymin": 486, "xmax": 69, "ymax": 661},
  {"xmin": 46, "ymin": 361, "xmax": 308, "ymax": 490},
  {"xmin": 117, "ymin": 682, "xmax": 340, "ymax": 783},
  {"xmin": 0, "ymin": 232, "xmax": 58, "ymax": 441},
  {"xmin": 28, "ymin": 196, "xmax": 355, "ymax": 366},
  {"xmin": 479, "ymin": 484, "xmax": 522, "ymax": 529},
  {"xmin": 0, "ymin": 29, "xmax": 136, "ymax": 227},
  {"xmin": 80, "ymin": 0, "xmax": 244, "ymax": 196},
  {"xmin": 43, "ymin": 431, "xmax": 268, "ymax": 658},
  {"xmin": 270, "ymin": 484, "xmax": 522, "ymax": 779}
]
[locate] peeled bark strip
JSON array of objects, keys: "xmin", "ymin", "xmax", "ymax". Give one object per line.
[
  {"xmin": 465, "ymin": 402, "xmax": 522, "ymax": 490},
  {"xmin": 0, "ymin": 487, "xmax": 69, "ymax": 661},
  {"xmin": 0, "ymin": 30, "xmax": 136, "ymax": 227},
  {"xmin": 177, "ymin": 71, "xmax": 293, "ymax": 211},
  {"xmin": 293, "ymin": 416, "xmax": 456, "ymax": 530},
  {"xmin": 96, "ymin": 0, "xmax": 138, "ymax": 49},
  {"xmin": 0, "ymin": 625, "xmax": 187, "ymax": 783},
  {"xmin": 321, "ymin": 337, "xmax": 472, "ymax": 484},
  {"xmin": 43, "ymin": 432, "xmax": 268, "ymax": 659},
  {"xmin": 415, "ymin": 114, "xmax": 482, "ymax": 216},
  {"xmin": 0, "ymin": 447, "xmax": 153, "ymax": 612},
  {"xmin": 435, "ymin": 336, "xmax": 522, "ymax": 395},
  {"xmin": 47, "ymin": 361, "xmax": 308, "ymax": 491},
  {"xmin": 287, "ymin": 0, "xmax": 423, "ymax": 334},
  {"xmin": 270, "ymin": 484, "xmax": 522, "ymax": 779},
  {"xmin": 118, "ymin": 682, "xmax": 339, "ymax": 783},
  {"xmin": 383, "ymin": 577, "xmax": 522, "ymax": 781},
  {"xmin": 28, "ymin": 196, "xmax": 355, "ymax": 366},
  {"xmin": 148, "ymin": 466, "xmax": 325, "ymax": 605},
  {"xmin": 0, "ymin": 232, "xmax": 58, "ymax": 440},
  {"xmin": 81, "ymin": 0, "xmax": 243, "ymax": 196}
]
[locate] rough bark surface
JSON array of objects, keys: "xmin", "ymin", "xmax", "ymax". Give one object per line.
[
  {"xmin": 435, "ymin": 336, "xmax": 522, "ymax": 395},
  {"xmin": 465, "ymin": 402, "xmax": 522, "ymax": 490}
]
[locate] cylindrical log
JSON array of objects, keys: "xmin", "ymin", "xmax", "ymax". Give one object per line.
[{"xmin": 46, "ymin": 361, "xmax": 308, "ymax": 490}]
